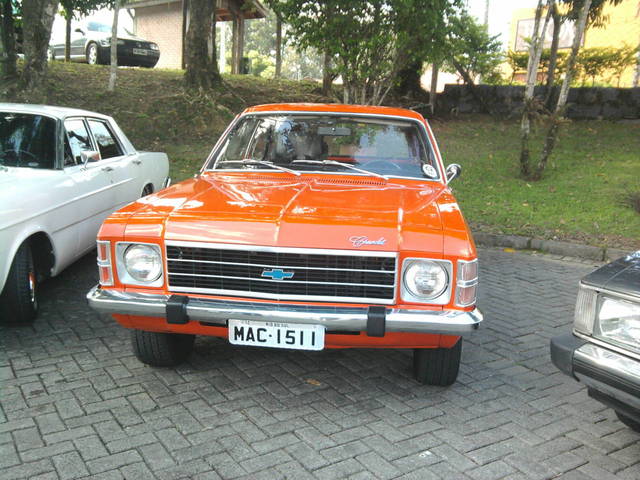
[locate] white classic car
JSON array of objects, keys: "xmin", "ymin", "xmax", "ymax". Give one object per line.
[{"xmin": 0, "ymin": 103, "xmax": 169, "ymax": 323}]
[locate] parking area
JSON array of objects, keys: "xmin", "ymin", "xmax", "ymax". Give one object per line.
[{"xmin": 1, "ymin": 248, "xmax": 639, "ymax": 479}]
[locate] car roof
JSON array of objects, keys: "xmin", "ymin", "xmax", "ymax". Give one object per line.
[
  {"xmin": 243, "ymin": 103, "xmax": 425, "ymax": 121},
  {"xmin": 0, "ymin": 103, "xmax": 112, "ymax": 121}
]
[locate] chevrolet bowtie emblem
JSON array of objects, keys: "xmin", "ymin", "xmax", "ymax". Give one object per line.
[{"xmin": 261, "ymin": 268, "xmax": 295, "ymax": 281}]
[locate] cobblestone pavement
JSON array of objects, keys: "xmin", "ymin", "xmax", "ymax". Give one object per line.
[{"xmin": 1, "ymin": 248, "xmax": 639, "ymax": 480}]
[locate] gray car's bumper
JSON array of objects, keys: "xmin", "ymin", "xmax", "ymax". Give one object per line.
[
  {"xmin": 551, "ymin": 333, "xmax": 640, "ymax": 420},
  {"xmin": 87, "ymin": 285, "xmax": 482, "ymax": 336}
]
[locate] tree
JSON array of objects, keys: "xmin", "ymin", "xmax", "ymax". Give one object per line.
[
  {"xmin": 22, "ymin": 0, "xmax": 59, "ymax": 89},
  {"xmin": 441, "ymin": 12, "xmax": 503, "ymax": 102},
  {"xmin": 107, "ymin": 0, "xmax": 118, "ymax": 91},
  {"xmin": 269, "ymin": 0, "xmax": 460, "ymax": 105},
  {"xmin": 184, "ymin": 0, "xmax": 221, "ymax": 89},
  {"xmin": 519, "ymin": 0, "xmax": 553, "ymax": 178},
  {"xmin": 0, "ymin": 0, "xmax": 18, "ymax": 82}
]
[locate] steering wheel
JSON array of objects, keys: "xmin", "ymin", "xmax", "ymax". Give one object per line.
[
  {"xmin": 365, "ymin": 160, "xmax": 403, "ymax": 171},
  {"xmin": 0, "ymin": 149, "xmax": 39, "ymax": 166}
]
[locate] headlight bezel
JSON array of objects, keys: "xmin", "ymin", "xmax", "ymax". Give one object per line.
[
  {"xmin": 115, "ymin": 242, "xmax": 164, "ymax": 287},
  {"xmin": 593, "ymin": 293, "xmax": 640, "ymax": 355},
  {"xmin": 401, "ymin": 258, "xmax": 452, "ymax": 304}
]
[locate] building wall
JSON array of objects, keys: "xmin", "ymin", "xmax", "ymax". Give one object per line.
[
  {"xmin": 134, "ymin": 2, "xmax": 183, "ymax": 69},
  {"xmin": 509, "ymin": 0, "xmax": 640, "ymax": 87}
]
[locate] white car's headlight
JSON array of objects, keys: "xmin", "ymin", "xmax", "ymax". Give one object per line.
[
  {"xmin": 596, "ymin": 296, "xmax": 640, "ymax": 351},
  {"xmin": 402, "ymin": 259, "xmax": 450, "ymax": 302},
  {"xmin": 116, "ymin": 243, "xmax": 163, "ymax": 286}
]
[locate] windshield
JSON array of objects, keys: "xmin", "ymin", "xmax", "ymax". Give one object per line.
[
  {"xmin": 210, "ymin": 114, "xmax": 439, "ymax": 179},
  {"xmin": 0, "ymin": 113, "xmax": 57, "ymax": 169},
  {"xmin": 87, "ymin": 22, "xmax": 111, "ymax": 33}
]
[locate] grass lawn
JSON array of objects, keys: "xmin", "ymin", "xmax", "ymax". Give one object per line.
[
  {"xmin": 432, "ymin": 116, "xmax": 640, "ymax": 249},
  {"xmin": 5, "ymin": 62, "xmax": 639, "ymax": 248}
]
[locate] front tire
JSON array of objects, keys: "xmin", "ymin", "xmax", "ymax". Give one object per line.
[
  {"xmin": 413, "ymin": 339, "xmax": 462, "ymax": 386},
  {"xmin": 131, "ymin": 330, "xmax": 195, "ymax": 367},
  {"xmin": 0, "ymin": 243, "xmax": 38, "ymax": 324},
  {"xmin": 86, "ymin": 42, "xmax": 99, "ymax": 65},
  {"xmin": 616, "ymin": 411, "xmax": 640, "ymax": 432}
]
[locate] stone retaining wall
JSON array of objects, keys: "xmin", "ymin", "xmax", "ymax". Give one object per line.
[{"xmin": 437, "ymin": 84, "xmax": 640, "ymax": 119}]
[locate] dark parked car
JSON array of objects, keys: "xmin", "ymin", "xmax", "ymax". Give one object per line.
[
  {"xmin": 49, "ymin": 21, "xmax": 159, "ymax": 68},
  {"xmin": 551, "ymin": 251, "xmax": 640, "ymax": 432}
]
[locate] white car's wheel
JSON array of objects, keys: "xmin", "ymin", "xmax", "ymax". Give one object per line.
[{"xmin": 0, "ymin": 242, "xmax": 38, "ymax": 324}]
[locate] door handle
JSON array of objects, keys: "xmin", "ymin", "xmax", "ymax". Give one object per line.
[
  {"xmin": 102, "ymin": 166, "xmax": 113, "ymax": 172},
  {"xmin": 132, "ymin": 159, "xmax": 142, "ymax": 165}
]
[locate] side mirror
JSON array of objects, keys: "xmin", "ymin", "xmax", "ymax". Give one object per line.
[
  {"xmin": 74, "ymin": 28, "xmax": 85, "ymax": 35},
  {"xmin": 81, "ymin": 150, "xmax": 101, "ymax": 167},
  {"xmin": 445, "ymin": 163, "xmax": 462, "ymax": 183}
]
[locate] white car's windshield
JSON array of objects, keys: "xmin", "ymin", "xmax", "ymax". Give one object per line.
[
  {"xmin": 0, "ymin": 113, "xmax": 56, "ymax": 169},
  {"xmin": 210, "ymin": 114, "xmax": 439, "ymax": 179}
]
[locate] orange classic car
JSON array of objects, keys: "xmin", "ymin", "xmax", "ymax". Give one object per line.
[{"xmin": 87, "ymin": 103, "xmax": 482, "ymax": 386}]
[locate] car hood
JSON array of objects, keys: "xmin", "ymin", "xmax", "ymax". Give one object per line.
[
  {"xmin": 126, "ymin": 173, "xmax": 446, "ymax": 253},
  {"xmin": 582, "ymin": 251, "xmax": 640, "ymax": 299}
]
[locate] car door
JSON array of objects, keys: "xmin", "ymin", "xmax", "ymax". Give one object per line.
[
  {"xmin": 70, "ymin": 25, "xmax": 88, "ymax": 60},
  {"xmin": 62, "ymin": 117, "xmax": 117, "ymax": 255},
  {"xmin": 86, "ymin": 118, "xmax": 139, "ymax": 209}
]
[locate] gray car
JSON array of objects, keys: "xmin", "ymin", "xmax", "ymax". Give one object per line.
[
  {"xmin": 551, "ymin": 251, "xmax": 640, "ymax": 432},
  {"xmin": 49, "ymin": 21, "xmax": 160, "ymax": 68}
]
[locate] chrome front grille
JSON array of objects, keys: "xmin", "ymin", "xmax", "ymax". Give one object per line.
[{"xmin": 165, "ymin": 242, "xmax": 397, "ymax": 304}]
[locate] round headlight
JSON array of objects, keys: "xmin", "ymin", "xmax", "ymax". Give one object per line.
[
  {"xmin": 403, "ymin": 260, "xmax": 448, "ymax": 300},
  {"xmin": 124, "ymin": 244, "xmax": 162, "ymax": 283}
]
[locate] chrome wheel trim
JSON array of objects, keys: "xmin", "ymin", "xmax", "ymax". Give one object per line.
[
  {"xmin": 28, "ymin": 270, "xmax": 36, "ymax": 307},
  {"xmin": 88, "ymin": 45, "xmax": 98, "ymax": 64}
]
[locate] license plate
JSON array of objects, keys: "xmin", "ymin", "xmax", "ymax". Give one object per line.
[
  {"xmin": 228, "ymin": 319, "xmax": 324, "ymax": 351},
  {"xmin": 133, "ymin": 48, "xmax": 148, "ymax": 56}
]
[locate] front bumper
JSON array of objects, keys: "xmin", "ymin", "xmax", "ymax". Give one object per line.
[
  {"xmin": 551, "ymin": 333, "xmax": 640, "ymax": 421},
  {"xmin": 87, "ymin": 285, "xmax": 482, "ymax": 336}
]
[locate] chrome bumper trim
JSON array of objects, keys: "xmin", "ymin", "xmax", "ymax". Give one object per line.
[
  {"xmin": 574, "ymin": 343, "xmax": 640, "ymax": 411},
  {"xmin": 86, "ymin": 286, "xmax": 482, "ymax": 336}
]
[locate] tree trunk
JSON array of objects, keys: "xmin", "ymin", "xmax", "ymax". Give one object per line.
[
  {"xmin": 429, "ymin": 63, "xmax": 439, "ymax": 115},
  {"xmin": 22, "ymin": 0, "xmax": 59, "ymax": 90},
  {"xmin": 65, "ymin": 13, "xmax": 72, "ymax": 61},
  {"xmin": 275, "ymin": 16, "xmax": 282, "ymax": 78},
  {"xmin": 533, "ymin": 0, "xmax": 592, "ymax": 180},
  {"xmin": 322, "ymin": 51, "xmax": 332, "ymax": 95},
  {"xmin": 108, "ymin": 0, "xmax": 119, "ymax": 92},
  {"xmin": 519, "ymin": 0, "xmax": 552, "ymax": 178},
  {"xmin": 544, "ymin": 4, "xmax": 561, "ymax": 109},
  {"xmin": 185, "ymin": 0, "xmax": 219, "ymax": 89},
  {"xmin": 210, "ymin": 2, "xmax": 219, "ymax": 77},
  {"xmin": 395, "ymin": 60, "xmax": 423, "ymax": 97},
  {"xmin": 0, "ymin": 0, "xmax": 18, "ymax": 81},
  {"xmin": 634, "ymin": 39, "xmax": 640, "ymax": 87}
]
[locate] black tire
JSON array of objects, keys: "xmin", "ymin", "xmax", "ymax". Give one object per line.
[
  {"xmin": 86, "ymin": 42, "xmax": 99, "ymax": 65},
  {"xmin": 0, "ymin": 242, "xmax": 38, "ymax": 324},
  {"xmin": 131, "ymin": 330, "xmax": 195, "ymax": 367},
  {"xmin": 413, "ymin": 339, "xmax": 462, "ymax": 386},
  {"xmin": 616, "ymin": 411, "xmax": 640, "ymax": 432},
  {"xmin": 142, "ymin": 184, "xmax": 153, "ymax": 197}
]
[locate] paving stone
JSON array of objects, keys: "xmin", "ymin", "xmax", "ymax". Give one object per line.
[{"xmin": 2, "ymin": 248, "xmax": 637, "ymax": 479}]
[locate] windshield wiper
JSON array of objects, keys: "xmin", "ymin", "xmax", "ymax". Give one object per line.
[
  {"xmin": 217, "ymin": 159, "xmax": 301, "ymax": 176},
  {"xmin": 291, "ymin": 160, "xmax": 387, "ymax": 180}
]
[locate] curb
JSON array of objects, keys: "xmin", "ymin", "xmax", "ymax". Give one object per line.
[{"xmin": 472, "ymin": 232, "xmax": 633, "ymax": 263}]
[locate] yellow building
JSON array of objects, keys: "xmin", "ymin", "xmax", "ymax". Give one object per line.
[{"xmin": 509, "ymin": 0, "xmax": 640, "ymax": 87}]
